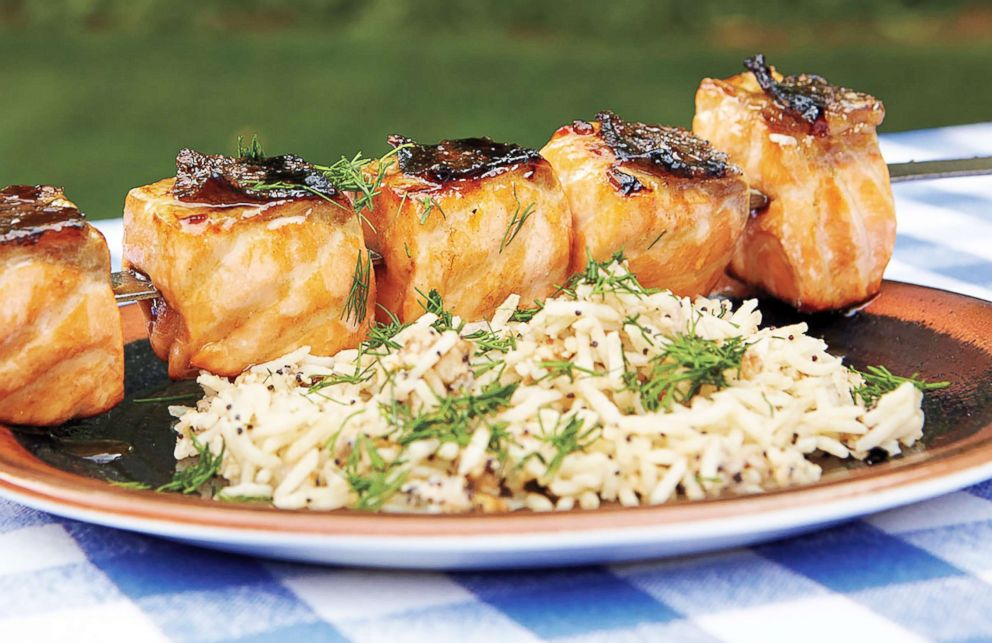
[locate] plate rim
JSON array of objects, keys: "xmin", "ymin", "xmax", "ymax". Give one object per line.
[{"xmin": 1, "ymin": 279, "xmax": 991, "ymax": 543}]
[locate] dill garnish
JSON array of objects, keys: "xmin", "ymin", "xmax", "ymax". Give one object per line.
[
  {"xmin": 249, "ymin": 144, "xmax": 409, "ymax": 231},
  {"xmin": 623, "ymin": 313, "xmax": 656, "ymax": 346},
  {"xmin": 416, "ymin": 288, "xmax": 459, "ymax": 332},
  {"xmin": 308, "ymin": 363, "xmax": 375, "ymax": 394},
  {"xmin": 157, "ymin": 435, "xmax": 225, "ymax": 495},
  {"xmin": 386, "ymin": 381, "xmax": 519, "ymax": 447},
  {"xmin": 646, "ymin": 229, "xmax": 667, "ymax": 250},
  {"xmin": 324, "ymin": 409, "xmax": 366, "ymax": 452},
  {"xmin": 761, "ymin": 391, "xmax": 775, "ymax": 417},
  {"xmin": 537, "ymin": 414, "xmax": 600, "ymax": 478},
  {"xmin": 556, "ymin": 252, "xmax": 659, "ymax": 299},
  {"xmin": 417, "ymin": 196, "xmax": 445, "ymax": 224},
  {"xmin": 509, "ymin": 300, "xmax": 544, "ymax": 323},
  {"xmin": 499, "ymin": 186, "xmax": 536, "ymax": 253},
  {"xmin": 318, "ymin": 144, "xmax": 409, "ymax": 217},
  {"xmin": 625, "ymin": 332, "xmax": 748, "ymax": 411},
  {"xmin": 536, "ymin": 360, "xmax": 602, "ymax": 383},
  {"xmin": 463, "ymin": 326, "xmax": 516, "ymax": 353},
  {"xmin": 360, "ymin": 306, "xmax": 409, "ymax": 356},
  {"xmin": 133, "ymin": 393, "xmax": 199, "ymax": 404},
  {"xmin": 345, "ymin": 434, "xmax": 407, "ymax": 511},
  {"xmin": 470, "ymin": 357, "xmax": 506, "ymax": 377},
  {"xmin": 487, "ymin": 421, "xmax": 517, "ymax": 465},
  {"xmin": 342, "ymin": 251, "xmax": 372, "ymax": 325},
  {"xmin": 851, "ymin": 365, "xmax": 949, "ymax": 408},
  {"xmin": 109, "ymin": 480, "xmax": 151, "ymax": 490},
  {"xmin": 237, "ymin": 134, "xmax": 265, "ymax": 160}
]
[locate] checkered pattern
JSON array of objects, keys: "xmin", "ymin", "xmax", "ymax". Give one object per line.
[{"xmin": 3, "ymin": 125, "xmax": 992, "ymax": 643}]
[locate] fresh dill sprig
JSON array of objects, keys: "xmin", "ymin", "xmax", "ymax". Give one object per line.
[
  {"xmin": 470, "ymin": 356, "xmax": 506, "ymax": 377},
  {"xmin": 237, "ymin": 134, "xmax": 264, "ymax": 160},
  {"xmin": 417, "ymin": 196, "xmax": 445, "ymax": 224},
  {"xmin": 625, "ymin": 332, "xmax": 748, "ymax": 412},
  {"xmin": 316, "ymin": 144, "xmax": 408, "ymax": 216},
  {"xmin": 509, "ymin": 300, "xmax": 544, "ymax": 323},
  {"xmin": 157, "ymin": 435, "xmax": 225, "ymax": 495},
  {"xmin": 851, "ymin": 365, "xmax": 949, "ymax": 408},
  {"xmin": 324, "ymin": 409, "xmax": 366, "ymax": 452},
  {"xmin": 761, "ymin": 391, "xmax": 775, "ymax": 417},
  {"xmin": 109, "ymin": 480, "xmax": 151, "ymax": 490},
  {"xmin": 623, "ymin": 313, "xmax": 656, "ymax": 346},
  {"xmin": 249, "ymin": 180, "xmax": 343, "ymax": 209},
  {"xmin": 342, "ymin": 251, "xmax": 373, "ymax": 325},
  {"xmin": 248, "ymin": 144, "xmax": 410, "ymax": 232},
  {"xmin": 463, "ymin": 326, "xmax": 516, "ymax": 353},
  {"xmin": 537, "ymin": 414, "xmax": 600, "ymax": 478},
  {"xmin": 132, "ymin": 393, "xmax": 199, "ymax": 404},
  {"xmin": 499, "ymin": 186, "xmax": 536, "ymax": 253},
  {"xmin": 344, "ymin": 434, "xmax": 407, "ymax": 511},
  {"xmin": 360, "ymin": 306, "xmax": 409, "ymax": 356},
  {"xmin": 556, "ymin": 252, "xmax": 659, "ymax": 299},
  {"xmin": 386, "ymin": 381, "xmax": 519, "ymax": 447},
  {"xmin": 536, "ymin": 360, "xmax": 602, "ymax": 383},
  {"xmin": 416, "ymin": 288, "xmax": 459, "ymax": 332},
  {"xmin": 307, "ymin": 363, "xmax": 375, "ymax": 394},
  {"xmin": 646, "ymin": 230, "xmax": 667, "ymax": 250},
  {"xmin": 487, "ymin": 421, "xmax": 517, "ymax": 465}
]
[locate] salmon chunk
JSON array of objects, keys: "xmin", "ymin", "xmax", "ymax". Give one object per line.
[
  {"xmin": 541, "ymin": 111, "xmax": 749, "ymax": 297},
  {"xmin": 123, "ymin": 149, "xmax": 375, "ymax": 379},
  {"xmin": 0, "ymin": 185, "xmax": 123, "ymax": 426},
  {"xmin": 364, "ymin": 136, "xmax": 572, "ymax": 322},
  {"xmin": 693, "ymin": 54, "xmax": 896, "ymax": 311}
]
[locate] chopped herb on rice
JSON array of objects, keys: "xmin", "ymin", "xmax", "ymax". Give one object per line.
[{"xmin": 169, "ymin": 256, "xmax": 941, "ymax": 512}]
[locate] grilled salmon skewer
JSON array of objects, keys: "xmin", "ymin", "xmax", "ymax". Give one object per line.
[
  {"xmin": 362, "ymin": 135, "xmax": 572, "ymax": 322},
  {"xmin": 541, "ymin": 111, "xmax": 750, "ymax": 296},
  {"xmin": 0, "ymin": 185, "xmax": 124, "ymax": 425},
  {"xmin": 124, "ymin": 148, "xmax": 376, "ymax": 379},
  {"xmin": 694, "ymin": 54, "xmax": 896, "ymax": 311}
]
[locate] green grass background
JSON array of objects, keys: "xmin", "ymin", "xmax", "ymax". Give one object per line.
[{"xmin": 1, "ymin": 3, "xmax": 991, "ymax": 219}]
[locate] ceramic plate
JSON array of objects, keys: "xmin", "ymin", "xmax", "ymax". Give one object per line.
[{"xmin": 1, "ymin": 281, "xmax": 991, "ymax": 570}]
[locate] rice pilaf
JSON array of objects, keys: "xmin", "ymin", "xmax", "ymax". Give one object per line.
[{"xmin": 169, "ymin": 255, "xmax": 937, "ymax": 512}]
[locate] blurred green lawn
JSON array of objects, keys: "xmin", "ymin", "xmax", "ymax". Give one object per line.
[{"xmin": 1, "ymin": 29, "xmax": 990, "ymax": 219}]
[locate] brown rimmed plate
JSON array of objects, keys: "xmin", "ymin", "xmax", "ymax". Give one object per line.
[{"xmin": 1, "ymin": 281, "xmax": 990, "ymax": 569}]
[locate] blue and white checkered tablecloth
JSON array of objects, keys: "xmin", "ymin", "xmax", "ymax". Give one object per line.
[{"xmin": 3, "ymin": 124, "xmax": 992, "ymax": 643}]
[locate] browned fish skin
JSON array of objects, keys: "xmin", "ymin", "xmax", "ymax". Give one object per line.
[
  {"xmin": 173, "ymin": 148, "xmax": 338, "ymax": 205},
  {"xmin": 365, "ymin": 136, "xmax": 572, "ymax": 323},
  {"xmin": 541, "ymin": 112, "xmax": 749, "ymax": 296},
  {"xmin": 0, "ymin": 185, "xmax": 124, "ymax": 426},
  {"xmin": 693, "ymin": 56, "xmax": 895, "ymax": 311},
  {"xmin": 124, "ymin": 167, "xmax": 375, "ymax": 380}
]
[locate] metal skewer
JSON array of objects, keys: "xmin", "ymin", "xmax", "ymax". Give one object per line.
[{"xmin": 115, "ymin": 157, "xmax": 992, "ymax": 304}]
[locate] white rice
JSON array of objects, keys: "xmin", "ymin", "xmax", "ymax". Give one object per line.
[{"xmin": 170, "ymin": 259, "xmax": 927, "ymax": 513}]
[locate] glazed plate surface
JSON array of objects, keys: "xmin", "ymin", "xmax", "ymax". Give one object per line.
[{"xmin": 1, "ymin": 281, "xmax": 991, "ymax": 569}]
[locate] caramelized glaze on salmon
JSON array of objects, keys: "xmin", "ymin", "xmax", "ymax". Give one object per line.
[
  {"xmin": 124, "ymin": 150, "xmax": 375, "ymax": 379},
  {"xmin": 541, "ymin": 111, "xmax": 749, "ymax": 296},
  {"xmin": 0, "ymin": 185, "xmax": 123, "ymax": 425},
  {"xmin": 693, "ymin": 55, "xmax": 896, "ymax": 311},
  {"xmin": 364, "ymin": 136, "xmax": 572, "ymax": 322}
]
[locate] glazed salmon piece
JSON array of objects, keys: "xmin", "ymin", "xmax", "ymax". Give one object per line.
[
  {"xmin": 124, "ymin": 149, "xmax": 375, "ymax": 379},
  {"xmin": 364, "ymin": 136, "xmax": 572, "ymax": 323},
  {"xmin": 0, "ymin": 185, "xmax": 124, "ymax": 426},
  {"xmin": 693, "ymin": 54, "xmax": 896, "ymax": 311},
  {"xmin": 541, "ymin": 111, "xmax": 749, "ymax": 297}
]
